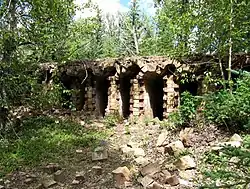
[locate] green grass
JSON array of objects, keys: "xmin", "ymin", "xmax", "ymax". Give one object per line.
[{"xmin": 0, "ymin": 116, "xmax": 107, "ymax": 177}]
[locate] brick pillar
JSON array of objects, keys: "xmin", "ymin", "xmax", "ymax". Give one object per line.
[
  {"xmin": 163, "ymin": 75, "xmax": 179, "ymax": 119},
  {"xmin": 106, "ymin": 76, "xmax": 119, "ymax": 114},
  {"xmin": 138, "ymin": 78, "xmax": 145, "ymax": 116},
  {"xmin": 84, "ymin": 84, "xmax": 96, "ymax": 113},
  {"xmin": 131, "ymin": 79, "xmax": 140, "ymax": 116}
]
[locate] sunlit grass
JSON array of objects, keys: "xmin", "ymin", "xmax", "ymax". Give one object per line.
[{"xmin": 0, "ymin": 116, "xmax": 107, "ymax": 177}]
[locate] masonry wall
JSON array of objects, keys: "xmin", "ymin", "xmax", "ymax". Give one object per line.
[{"xmin": 44, "ymin": 56, "xmax": 187, "ymax": 120}]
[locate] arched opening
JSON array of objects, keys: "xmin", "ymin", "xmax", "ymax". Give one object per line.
[
  {"xmin": 95, "ymin": 66, "xmax": 116, "ymax": 117},
  {"xmin": 119, "ymin": 64, "xmax": 140, "ymax": 118},
  {"xmin": 144, "ymin": 72, "xmax": 164, "ymax": 120},
  {"xmin": 95, "ymin": 75, "xmax": 110, "ymax": 117},
  {"xmin": 179, "ymin": 81, "xmax": 199, "ymax": 96}
]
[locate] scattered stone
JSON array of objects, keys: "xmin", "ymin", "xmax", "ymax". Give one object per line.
[
  {"xmin": 166, "ymin": 141, "xmax": 185, "ymax": 156},
  {"xmin": 71, "ymin": 180, "xmax": 80, "ymax": 185},
  {"xmin": 112, "ymin": 166, "xmax": 131, "ymax": 187},
  {"xmin": 179, "ymin": 170, "xmax": 196, "ymax": 181},
  {"xmin": 179, "ymin": 128, "xmax": 194, "ymax": 147},
  {"xmin": 92, "ymin": 166, "xmax": 103, "ymax": 175},
  {"xmin": 120, "ymin": 145, "xmax": 134, "ymax": 155},
  {"xmin": 152, "ymin": 182, "xmax": 164, "ymax": 189},
  {"xmin": 175, "ymin": 155, "xmax": 196, "ymax": 170},
  {"xmin": 0, "ymin": 179, "xmax": 3, "ymax": 185},
  {"xmin": 135, "ymin": 156, "xmax": 149, "ymax": 166},
  {"xmin": 140, "ymin": 176, "xmax": 154, "ymax": 188},
  {"xmin": 229, "ymin": 156, "xmax": 240, "ymax": 163},
  {"xmin": 42, "ymin": 175, "xmax": 57, "ymax": 188},
  {"xmin": 75, "ymin": 171, "xmax": 85, "ymax": 181},
  {"xmin": 92, "ymin": 146, "xmax": 108, "ymax": 161},
  {"xmin": 179, "ymin": 179, "xmax": 191, "ymax": 187},
  {"xmin": 127, "ymin": 141, "xmax": 140, "ymax": 148},
  {"xmin": 124, "ymin": 181, "xmax": 133, "ymax": 187},
  {"xmin": 133, "ymin": 148, "xmax": 145, "ymax": 157},
  {"xmin": 0, "ymin": 185, "xmax": 4, "ymax": 189},
  {"xmin": 165, "ymin": 175, "xmax": 179, "ymax": 186},
  {"xmin": 76, "ymin": 149, "xmax": 83, "ymax": 153},
  {"xmin": 141, "ymin": 162, "xmax": 161, "ymax": 176},
  {"xmin": 53, "ymin": 170, "xmax": 65, "ymax": 183},
  {"xmin": 4, "ymin": 180, "xmax": 10, "ymax": 185},
  {"xmin": 34, "ymin": 184, "xmax": 44, "ymax": 189},
  {"xmin": 213, "ymin": 141, "xmax": 241, "ymax": 151},
  {"xmin": 43, "ymin": 163, "xmax": 61, "ymax": 174},
  {"xmin": 229, "ymin": 134, "xmax": 243, "ymax": 142},
  {"xmin": 161, "ymin": 170, "xmax": 171, "ymax": 178},
  {"xmin": 156, "ymin": 131, "xmax": 168, "ymax": 147},
  {"xmin": 26, "ymin": 173, "xmax": 37, "ymax": 179},
  {"xmin": 24, "ymin": 178, "xmax": 34, "ymax": 184}
]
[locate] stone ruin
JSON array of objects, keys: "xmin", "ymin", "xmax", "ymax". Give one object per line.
[{"xmin": 40, "ymin": 56, "xmax": 189, "ymax": 120}]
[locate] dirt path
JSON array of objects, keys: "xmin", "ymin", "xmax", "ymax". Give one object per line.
[{"xmin": 1, "ymin": 117, "xmax": 231, "ymax": 189}]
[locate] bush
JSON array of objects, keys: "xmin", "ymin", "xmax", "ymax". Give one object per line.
[
  {"xmin": 201, "ymin": 135, "xmax": 250, "ymax": 188},
  {"xmin": 204, "ymin": 75, "xmax": 250, "ymax": 130},
  {"xmin": 168, "ymin": 91, "xmax": 200, "ymax": 127}
]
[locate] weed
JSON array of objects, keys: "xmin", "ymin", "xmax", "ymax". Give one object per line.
[{"xmin": 0, "ymin": 116, "xmax": 107, "ymax": 177}]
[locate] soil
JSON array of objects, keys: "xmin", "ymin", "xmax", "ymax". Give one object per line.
[{"xmin": 1, "ymin": 112, "xmax": 232, "ymax": 189}]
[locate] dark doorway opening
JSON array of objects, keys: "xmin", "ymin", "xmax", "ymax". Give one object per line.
[
  {"xmin": 95, "ymin": 75, "xmax": 110, "ymax": 117},
  {"xmin": 119, "ymin": 75, "xmax": 131, "ymax": 118},
  {"xmin": 179, "ymin": 81, "xmax": 198, "ymax": 96},
  {"xmin": 119, "ymin": 64, "xmax": 140, "ymax": 118},
  {"xmin": 144, "ymin": 72, "xmax": 164, "ymax": 120}
]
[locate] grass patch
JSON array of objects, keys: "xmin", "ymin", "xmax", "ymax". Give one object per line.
[{"xmin": 0, "ymin": 116, "xmax": 107, "ymax": 177}]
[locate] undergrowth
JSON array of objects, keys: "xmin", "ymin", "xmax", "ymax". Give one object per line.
[
  {"xmin": 0, "ymin": 116, "xmax": 107, "ymax": 177},
  {"xmin": 200, "ymin": 135, "xmax": 250, "ymax": 188}
]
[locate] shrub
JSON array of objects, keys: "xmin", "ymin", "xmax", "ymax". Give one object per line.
[
  {"xmin": 167, "ymin": 91, "xmax": 200, "ymax": 127},
  {"xmin": 201, "ymin": 135, "xmax": 250, "ymax": 188},
  {"xmin": 204, "ymin": 75, "xmax": 250, "ymax": 130}
]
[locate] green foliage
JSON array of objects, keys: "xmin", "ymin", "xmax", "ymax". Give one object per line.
[
  {"xmin": 201, "ymin": 135, "xmax": 250, "ymax": 188},
  {"xmin": 0, "ymin": 116, "xmax": 107, "ymax": 177},
  {"xmin": 167, "ymin": 91, "xmax": 200, "ymax": 127},
  {"xmin": 204, "ymin": 76, "xmax": 250, "ymax": 130},
  {"xmin": 104, "ymin": 111, "xmax": 123, "ymax": 128}
]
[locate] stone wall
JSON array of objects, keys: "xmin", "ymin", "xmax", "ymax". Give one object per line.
[{"xmin": 42, "ymin": 56, "xmax": 189, "ymax": 120}]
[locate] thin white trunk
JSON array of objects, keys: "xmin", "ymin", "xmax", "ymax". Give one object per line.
[
  {"xmin": 228, "ymin": 0, "xmax": 233, "ymax": 83},
  {"xmin": 132, "ymin": 25, "xmax": 139, "ymax": 55}
]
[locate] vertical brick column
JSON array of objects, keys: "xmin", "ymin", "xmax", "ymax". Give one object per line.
[
  {"xmin": 138, "ymin": 78, "xmax": 145, "ymax": 116},
  {"xmin": 163, "ymin": 75, "xmax": 179, "ymax": 119},
  {"xmin": 106, "ymin": 76, "xmax": 119, "ymax": 114},
  {"xmin": 84, "ymin": 85, "xmax": 96, "ymax": 112},
  {"xmin": 130, "ymin": 78, "xmax": 140, "ymax": 116}
]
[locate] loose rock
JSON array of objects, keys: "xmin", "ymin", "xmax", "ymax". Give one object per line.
[
  {"xmin": 135, "ymin": 156, "xmax": 149, "ymax": 166},
  {"xmin": 43, "ymin": 163, "xmax": 61, "ymax": 174},
  {"xmin": 92, "ymin": 166, "xmax": 103, "ymax": 175},
  {"xmin": 179, "ymin": 170, "xmax": 196, "ymax": 181},
  {"xmin": 133, "ymin": 148, "xmax": 145, "ymax": 157},
  {"xmin": 156, "ymin": 131, "xmax": 168, "ymax": 147},
  {"xmin": 180, "ymin": 128, "xmax": 194, "ymax": 147},
  {"xmin": 141, "ymin": 162, "xmax": 161, "ymax": 176},
  {"xmin": 166, "ymin": 141, "xmax": 185, "ymax": 156},
  {"xmin": 175, "ymin": 155, "xmax": 196, "ymax": 170},
  {"xmin": 53, "ymin": 170, "xmax": 65, "ymax": 183},
  {"xmin": 24, "ymin": 178, "xmax": 34, "ymax": 184},
  {"xmin": 152, "ymin": 182, "xmax": 164, "ymax": 189},
  {"xmin": 71, "ymin": 180, "xmax": 80, "ymax": 185},
  {"xmin": 42, "ymin": 175, "xmax": 57, "ymax": 188},
  {"xmin": 165, "ymin": 175, "xmax": 179, "ymax": 186},
  {"xmin": 139, "ymin": 176, "xmax": 154, "ymax": 188},
  {"xmin": 229, "ymin": 134, "xmax": 243, "ymax": 142},
  {"xmin": 112, "ymin": 166, "xmax": 131, "ymax": 187},
  {"xmin": 75, "ymin": 171, "xmax": 85, "ymax": 181},
  {"xmin": 92, "ymin": 147, "xmax": 108, "ymax": 161},
  {"xmin": 0, "ymin": 185, "xmax": 4, "ymax": 189}
]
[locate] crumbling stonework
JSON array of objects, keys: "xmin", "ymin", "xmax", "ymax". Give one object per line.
[{"xmin": 41, "ymin": 56, "xmax": 189, "ymax": 120}]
